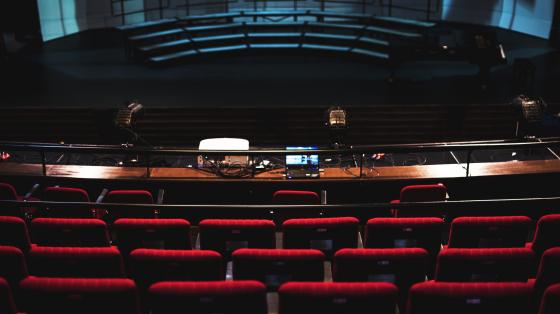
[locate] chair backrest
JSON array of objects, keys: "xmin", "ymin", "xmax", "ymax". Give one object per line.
[
  {"xmin": 42, "ymin": 186, "xmax": 93, "ymax": 218},
  {"xmin": 149, "ymin": 281, "xmax": 267, "ymax": 314},
  {"xmin": 282, "ymin": 217, "xmax": 359, "ymax": 258},
  {"xmin": 435, "ymin": 248, "xmax": 534, "ymax": 282},
  {"xmin": 539, "ymin": 284, "xmax": 560, "ymax": 314},
  {"xmin": 365, "ymin": 218, "xmax": 443, "ymax": 259},
  {"xmin": 279, "ymin": 282, "xmax": 398, "ymax": 314},
  {"xmin": 199, "ymin": 219, "xmax": 276, "ymax": 258},
  {"xmin": 130, "ymin": 249, "xmax": 223, "ymax": 289},
  {"xmin": 44, "ymin": 186, "xmax": 90, "ymax": 202},
  {"xmin": 0, "ymin": 183, "xmax": 18, "ymax": 200},
  {"xmin": 447, "ymin": 216, "xmax": 531, "ymax": 248},
  {"xmin": 20, "ymin": 277, "xmax": 140, "ymax": 314},
  {"xmin": 400, "ymin": 184, "xmax": 447, "ymax": 202},
  {"xmin": 531, "ymin": 214, "xmax": 560, "ymax": 258},
  {"xmin": 395, "ymin": 184, "xmax": 447, "ymax": 217},
  {"xmin": 407, "ymin": 281, "xmax": 533, "ymax": 314},
  {"xmin": 0, "ymin": 216, "xmax": 31, "ymax": 252},
  {"xmin": 0, "ymin": 246, "xmax": 28, "ymax": 295},
  {"xmin": 272, "ymin": 190, "xmax": 320, "ymax": 205},
  {"xmin": 114, "ymin": 218, "xmax": 191, "ymax": 255},
  {"xmin": 0, "ymin": 183, "xmax": 24, "ymax": 217},
  {"xmin": 27, "ymin": 246, "xmax": 125, "ymax": 278},
  {"xmin": 232, "ymin": 248, "xmax": 325, "ymax": 290},
  {"xmin": 333, "ymin": 248, "xmax": 429, "ymax": 292},
  {"xmin": 105, "ymin": 190, "xmax": 153, "ymax": 204},
  {"xmin": 534, "ymin": 248, "xmax": 560, "ymax": 299},
  {"xmin": 31, "ymin": 218, "xmax": 110, "ymax": 247},
  {"xmin": 0, "ymin": 278, "xmax": 17, "ymax": 314}
]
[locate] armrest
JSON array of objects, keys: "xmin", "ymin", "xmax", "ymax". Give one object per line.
[
  {"xmin": 96, "ymin": 188, "xmax": 109, "ymax": 203},
  {"xmin": 23, "ymin": 183, "xmax": 40, "ymax": 201}
]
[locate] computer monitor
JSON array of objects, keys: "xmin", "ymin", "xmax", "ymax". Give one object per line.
[{"xmin": 285, "ymin": 146, "xmax": 319, "ymax": 179}]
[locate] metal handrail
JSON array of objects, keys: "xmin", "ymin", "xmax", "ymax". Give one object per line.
[
  {"xmin": 1, "ymin": 138, "xmax": 559, "ymax": 156},
  {"xmin": 2, "ymin": 196, "xmax": 560, "ymax": 211}
]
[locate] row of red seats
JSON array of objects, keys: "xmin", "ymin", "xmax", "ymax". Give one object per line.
[
  {"xmin": 1, "ymin": 214, "xmax": 558, "ymax": 260},
  {"xmin": 2, "ymin": 244, "xmax": 559, "ymax": 297},
  {"xmin": 1, "ymin": 277, "xmax": 559, "ymax": 314}
]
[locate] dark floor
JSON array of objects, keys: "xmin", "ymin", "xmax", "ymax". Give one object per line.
[{"xmin": 1, "ymin": 24, "xmax": 559, "ymax": 109}]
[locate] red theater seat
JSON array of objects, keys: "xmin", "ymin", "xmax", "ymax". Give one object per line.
[
  {"xmin": 232, "ymin": 248, "xmax": 325, "ymax": 290},
  {"xmin": 530, "ymin": 214, "xmax": 560, "ymax": 261},
  {"xmin": 114, "ymin": 218, "xmax": 191, "ymax": 255},
  {"xmin": 365, "ymin": 218, "xmax": 443, "ymax": 263},
  {"xmin": 447, "ymin": 216, "xmax": 531, "ymax": 248},
  {"xmin": 199, "ymin": 219, "xmax": 276, "ymax": 258},
  {"xmin": 104, "ymin": 189, "xmax": 155, "ymax": 221},
  {"xmin": 20, "ymin": 277, "xmax": 140, "ymax": 314},
  {"xmin": 0, "ymin": 278, "xmax": 17, "ymax": 314},
  {"xmin": 333, "ymin": 248, "xmax": 428, "ymax": 293},
  {"xmin": 130, "ymin": 249, "xmax": 223, "ymax": 289},
  {"xmin": 27, "ymin": 246, "xmax": 125, "ymax": 278},
  {"xmin": 149, "ymin": 281, "xmax": 267, "ymax": 314},
  {"xmin": 282, "ymin": 217, "xmax": 359, "ymax": 257},
  {"xmin": 407, "ymin": 281, "xmax": 533, "ymax": 314},
  {"xmin": 272, "ymin": 190, "xmax": 320, "ymax": 204},
  {"xmin": 31, "ymin": 218, "xmax": 110, "ymax": 247},
  {"xmin": 539, "ymin": 284, "xmax": 560, "ymax": 314},
  {"xmin": 533, "ymin": 248, "xmax": 560, "ymax": 301},
  {"xmin": 391, "ymin": 184, "xmax": 447, "ymax": 217},
  {"xmin": 0, "ymin": 216, "xmax": 31, "ymax": 252},
  {"xmin": 0, "ymin": 246, "xmax": 28, "ymax": 300},
  {"xmin": 0, "ymin": 182, "xmax": 36, "ymax": 218},
  {"xmin": 42, "ymin": 186, "xmax": 93, "ymax": 218},
  {"xmin": 278, "ymin": 282, "xmax": 398, "ymax": 314},
  {"xmin": 435, "ymin": 248, "xmax": 533, "ymax": 282}
]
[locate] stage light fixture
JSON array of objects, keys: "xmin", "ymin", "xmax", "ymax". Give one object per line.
[
  {"xmin": 325, "ymin": 106, "xmax": 348, "ymax": 149},
  {"xmin": 115, "ymin": 100, "xmax": 144, "ymax": 128},
  {"xmin": 512, "ymin": 95, "xmax": 547, "ymax": 138}
]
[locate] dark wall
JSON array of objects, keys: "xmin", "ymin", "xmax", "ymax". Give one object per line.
[
  {"xmin": 552, "ymin": 0, "xmax": 560, "ymax": 47},
  {"xmin": 0, "ymin": 1, "xmax": 41, "ymax": 39}
]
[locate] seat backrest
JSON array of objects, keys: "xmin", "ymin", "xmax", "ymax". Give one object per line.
[
  {"xmin": 199, "ymin": 219, "xmax": 276, "ymax": 258},
  {"xmin": 365, "ymin": 218, "xmax": 443, "ymax": 258},
  {"xmin": 42, "ymin": 186, "xmax": 93, "ymax": 218},
  {"xmin": 272, "ymin": 190, "xmax": 320, "ymax": 205},
  {"xmin": 232, "ymin": 248, "xmax": 325, "ymax": 290},
  {"xmin": 149, "ymin": 281, "xmax": 267, "ymax": 314},
  {"xmin": 0, "ymin": 216, "xmax": 31, "ymax": 252},
  {"xmin": 0, "ymin": 183, "xmax": 18, "ymax": 200},
  {"xmin": 407, "ymin": 281, "xmax": 533, "ymax": 314},
  {"xmin": 435, "ymin": 248, "xmax": 534, "ymax": 282},
  {"xmin": 333, "ymin": 248, "xmax": 428, "ymax": 292},
  {"xmin": 130, "ymin": 249, "xmax": 223, "ymax": 289},
  {"xmin": 44, "ymin": 186, "xmax": 90, "ymax": 202},
  {"xmin": 447, "ymin": 216, "xmax": 531, "ymax": 248},
  {"xmin": 105, "ymin": 190, "xmax": 153, "ymax": 204},
  {"xmin": 114, "ymin": 218, "xmax": 191, "ymax": 255},
  {"xmin": 278, "ymin": 282, "xmax": 398, "ymax": 314},
  {"xmin": 31, "ymin": 218, "xmax": 110, "ymax": 247},
  {"xmin": 399, "ymin": 184, "xmax": 447, "ymax": 202},
  {"xmin": 0, "ymin": 246, "xmax": 28, "ymax": 294},
  {"xmin": 0, "ymin": 278, "xmax": 17, "ymax": 314},
  {"xmin": 539, "ymin": 284, "xmax": 560, "ymax": 314},
  {"xmin": 282, "ymin": 217, "xmax": 359, "ymax": 258},
  {"xmin": 531, "ymin": 214, "xmax": 560, "ymax": 258},
  {"xmin": 20, "ymin": 277, "xmax": 140, "ymax": 314},
  {"xmin": 28, "ymin": 246, "xmax": 125, "ymax": 278},
  {"xmin": 534, "ymin": 248, "xmax": 560, "ymax": 299}
]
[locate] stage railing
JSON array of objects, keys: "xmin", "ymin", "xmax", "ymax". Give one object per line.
[
  {"xmin": 111, "ymin": 0, "xmax": 441, "ymax": 26},
  {"xmin": 1, "ymin": 138, "xmax": 560, "ymax": 179}
]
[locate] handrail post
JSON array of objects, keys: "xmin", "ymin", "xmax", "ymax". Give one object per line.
[
  {"xmin": 41, "ymin": 150, "xmax": 47, "ymax": 176},
  {"xmin": 466, "ymin": 150, "xmax": 472, "ymax": 177},
  {"xmin": 145, "ymin": 152, "xmax": 151, "ymax": 178},
  {"xmin": 359, "ymin": 153, "xmax": 364, "ymax": 178}
]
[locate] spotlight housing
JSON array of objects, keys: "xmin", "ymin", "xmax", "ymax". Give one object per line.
[{"xmin": 325, "ymin": 106, "xmax": 348, "ymax": 148}]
